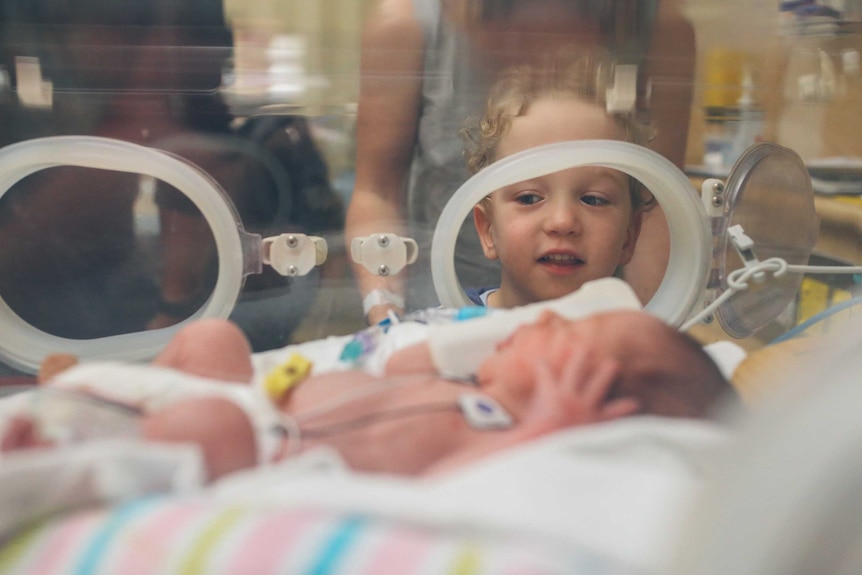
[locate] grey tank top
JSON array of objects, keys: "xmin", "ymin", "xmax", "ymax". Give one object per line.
[{"xmin": 403, "ymin": 0, "xmax": 500, "ymax": 311}]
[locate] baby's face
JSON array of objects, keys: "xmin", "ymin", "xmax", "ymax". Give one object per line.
[
  {"xmin": 477, "ymin": 310, "xmax": 713, "ymax": 419},
  {"xmin": 474, "ymin": 97, "xmax": 641, "ymax": 308},
  {"xmin": 476, "ymin": 311, "xmax": 612, "ymax": 408}
]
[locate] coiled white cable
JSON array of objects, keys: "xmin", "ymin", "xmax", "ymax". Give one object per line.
[{"xmin": 681, "ymin": 259, "xmax": 862, "ymax": 332}]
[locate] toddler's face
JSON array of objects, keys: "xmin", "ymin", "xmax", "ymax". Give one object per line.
[{"xmin": 474, "ymin": 97, "xmax": 642, "ymax": 308}]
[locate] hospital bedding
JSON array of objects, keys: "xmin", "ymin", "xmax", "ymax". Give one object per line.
[
  {"xmin": 0, "ymin": 416, "xmax": 730, "ymax": 575},
  {"xmin": 0, "ymin": 283, "xmax": 741, "ymax": 574},
  {"xmin": 1, "ymin": 499, "xmax": 634, "ymax": 574}
]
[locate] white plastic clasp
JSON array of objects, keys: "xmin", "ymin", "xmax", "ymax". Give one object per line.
[
  {"xmin": 262, "ymin": 233, "xmax": 328, "ymax": 277},
  {"xmin": 606, "ymin": 64, "xmax": 638, "ymax": 113},
  {"xmin": 727, "ymin": 224, "xmax": 765, "ymax": 281},
  {"xmin": 15, "ymin": 56, "xmax": 52, "ymax": 108},
  {"xmin": 350, "ymin": 233, "xmax": 419, "ymax": 276}
]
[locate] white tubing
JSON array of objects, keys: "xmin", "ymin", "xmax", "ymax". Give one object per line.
[
  {"xmin": 0, "ymin": 136, "xmax": 248, "ymax": 372},
  {"xmin": 431, "ymin": 140, "xmax": 711, "ymax": 327}
]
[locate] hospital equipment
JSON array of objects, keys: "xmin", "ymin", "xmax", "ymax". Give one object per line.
[
  {"xmin": 1, "ymin": 134, "xmax": 858, "ymax": 374},
  {"xmin": 432, "ymin": 139, "xmax": 862, "ymax": 337},
  {"xmin": 0, "ymin": 136, "xmax": 328, "ymax": 373}
]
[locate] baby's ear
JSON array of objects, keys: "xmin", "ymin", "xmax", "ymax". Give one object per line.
[
  {"xmin": 473, "ymin": 202, "xmax": 499, "ymax": 260},
  {"xmin": 38, "ymin": 353, "xmax": 79, "ymax": 384}
]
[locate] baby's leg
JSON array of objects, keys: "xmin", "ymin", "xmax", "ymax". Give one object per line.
[
  {"xmin": 154, "ymin": 318, "xmax": 254, "ymax": 383},
  {"xmin": 141, "ymin": 396, "xmax": 257, "ymax": 481}
]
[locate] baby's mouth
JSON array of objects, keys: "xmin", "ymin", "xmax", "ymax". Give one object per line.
[{"xmin": 538, "ymin": 253, "xmax": 584, "ymax": 266}]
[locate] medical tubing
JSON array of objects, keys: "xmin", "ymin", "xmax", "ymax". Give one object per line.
[
  {"xmin": 293, "ymin": 373, "xmax": 444, "ymax": 425},
  {"xmin": 0, "ymin": 136, "xmax": 252, "ymax": 371},
  {"xmin": 769, "ymin": 294, "xmax": 862, "ymax": 345},
  {"xmin": 431, "ymin": 140, "xmax": 711, "ymax": 327},
  {"xmin": 275, "ymin": 413, "xmax": 303, "ymax": 458},
  {"xmin": 300, "ymin": 402, "xmax": 460, "ymax": 439},
  {"xmin": 785, "ymin": 265, "xmax": 862, "ymax": 274}
]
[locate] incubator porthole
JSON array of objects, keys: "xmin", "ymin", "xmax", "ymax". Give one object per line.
[
  {"xmin": 0, "ymin": 136, "xmax": 256, "ymax": 372},
  {"xmin": 431, "ymin": 140, "xmax": 712, "ymax": 327},
  {"xmin": 714, "ymin": 142, "xmax": 819, "ymax": 338}
]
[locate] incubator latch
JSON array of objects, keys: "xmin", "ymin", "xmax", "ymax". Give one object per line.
[
  {"xmin": 351, "ymin": 233, "xmax": 419, "ymax": 276},
  {"xmin": 262, "ymin": 233, "xmax": 328, "ymax": 277},
  {"xmin": 14, "ymin": 56, "xmax": 52, "ymax": 109},
  {"xmin": 728, "ymin": 224, "xmax": 766, "ymax": 282},
  {"xmin": 606, "ymin": 64, "xmax": 638, "ymax": 113}
]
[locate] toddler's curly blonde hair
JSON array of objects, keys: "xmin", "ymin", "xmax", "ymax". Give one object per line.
[{"xmin": 462, "ymin": 50, "xmax": 656, "ymax": 209}]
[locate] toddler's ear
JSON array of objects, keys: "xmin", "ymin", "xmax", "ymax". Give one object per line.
[
  {"xmin": 38, "ymin": 353, "xmax": 79, "ymax": 384},
  {"xmin": 473, "ymin": 202, "xmax": 499, "ymax": 260},
  {"xmin": 617, "ymin": 208, "xmax": 644, "ymax": 266}
]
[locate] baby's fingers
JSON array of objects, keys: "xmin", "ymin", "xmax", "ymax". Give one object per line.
[
  {"xmin": 580, "ymin": 357, "xmax": 622, "ymax": 407},
  {"xmin": 599, "ymin": 397, "xmax": 641, "ymax": 421}
]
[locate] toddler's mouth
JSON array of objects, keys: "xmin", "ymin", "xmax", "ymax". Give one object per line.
[{"xmin": 539, "ymin": 253, "xmax": 584, "ymax": 266}]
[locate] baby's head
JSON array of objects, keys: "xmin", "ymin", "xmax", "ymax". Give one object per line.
[
  {"xmin": 465, "ymin": 53, "xmax": 655, "ymax": 307},
  {"xmin": 478, "ymin": 310, "xmax": 735, "ymax": 420}
]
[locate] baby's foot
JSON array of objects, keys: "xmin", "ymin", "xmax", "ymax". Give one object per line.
[
  {"xmin": 38, "ymin": 353, "xmax": 79, "ymax": 384},
  {"xmin": 0, "ymin": 416, "xmax": 54, "ymax": 452}
]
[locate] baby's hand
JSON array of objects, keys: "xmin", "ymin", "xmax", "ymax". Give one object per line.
[{"xmin": 518, "ymin": 345, "xmax": 640, "ymax": 439}]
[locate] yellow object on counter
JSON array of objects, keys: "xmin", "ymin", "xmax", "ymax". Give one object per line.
[{"xmin": 264, "ymin": 353, "xmax": 313, "ymax": 402}]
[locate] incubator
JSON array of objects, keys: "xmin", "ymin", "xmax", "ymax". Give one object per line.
[
  {"xmin": 2, "ymin": 3, "xmax": 862, "ymax": 574},
  {"xmin": 0, "ymin": 0, "xmax": 860, "ymax": 374}
]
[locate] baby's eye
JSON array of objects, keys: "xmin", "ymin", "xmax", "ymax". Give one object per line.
[
  {"xmin": 581, "ymin": 194, "xmax": 611, "ymax": 207},
  {"xmin": 515, "ymin": 192, "xmax": 543, "ymax": 206}
]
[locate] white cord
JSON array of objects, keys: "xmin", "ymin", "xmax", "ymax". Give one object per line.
[
  {"xmin": 293, "ymin": 373, "xmax": 436, "ymax": 425},
  {"xmin": 275, "ymin": 413, "xmax": 303, "ymax": 458},
  {"xmin": 681, "ymin": 259, "xmax": 862, "ymax": 333}
]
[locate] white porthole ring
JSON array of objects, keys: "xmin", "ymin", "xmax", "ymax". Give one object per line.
[
  {"xmin": 431, "ymin": 140, "xmax": 711, "ymax": 327},
  {"xmin": 0, "ymin": 136, "xmax": 247, "ymax": 372}
]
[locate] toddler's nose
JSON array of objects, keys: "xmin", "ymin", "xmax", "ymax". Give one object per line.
[{"xmin": 544, "ymin": 201, "xmax": 582, "ymax": 235}]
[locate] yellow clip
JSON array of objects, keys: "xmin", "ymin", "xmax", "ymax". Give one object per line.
[{"xmin": 264, "ymin": 353, "xmax": 313, "ymax": 402}]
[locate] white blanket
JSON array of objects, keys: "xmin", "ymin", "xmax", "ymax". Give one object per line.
[{"xmin": 209, "ymin": 416, "xmax": 730, "ymax": 574}]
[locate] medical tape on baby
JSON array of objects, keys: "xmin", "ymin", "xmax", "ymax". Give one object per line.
[
  {"xmin": 29, "ymin": 389, "xmax": 142, "ymax": 445},
  {"xmin": 48, "ymin": 362, "xmax": 287, "ymax": 465},
  {"xmin": 427, "ymin": 278, "xmax": 642, "ymax": 379}
]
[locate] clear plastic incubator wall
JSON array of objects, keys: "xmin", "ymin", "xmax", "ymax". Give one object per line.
[
  {"xmin": 4, "ymin": 3, "xmax": 862, "ymax": 575},
  {"xmin": 0, "ymin": 0, "xmax": 860, "ymax": 378}
]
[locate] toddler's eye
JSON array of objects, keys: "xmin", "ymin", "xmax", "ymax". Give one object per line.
[
  {"xmin": 581, "ymin": 194, "xmax": 610, "ymax": 207},
  {"xmin": 516, "ymin": 192, "xmax": 542, "ymax": 206}
]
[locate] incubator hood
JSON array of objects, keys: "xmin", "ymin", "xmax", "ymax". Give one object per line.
[{"xmin": 0, "ymin": 136, "xmax": 826, "ymax": 372}]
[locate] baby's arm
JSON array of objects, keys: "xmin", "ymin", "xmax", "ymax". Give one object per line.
[
  {"xmin": 423, "ymin": 349, "xmax": 640, "ymax": 477},
  {"xmin": 384, "ymin": 340, "xmax": 436, "ymax": 377}
]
